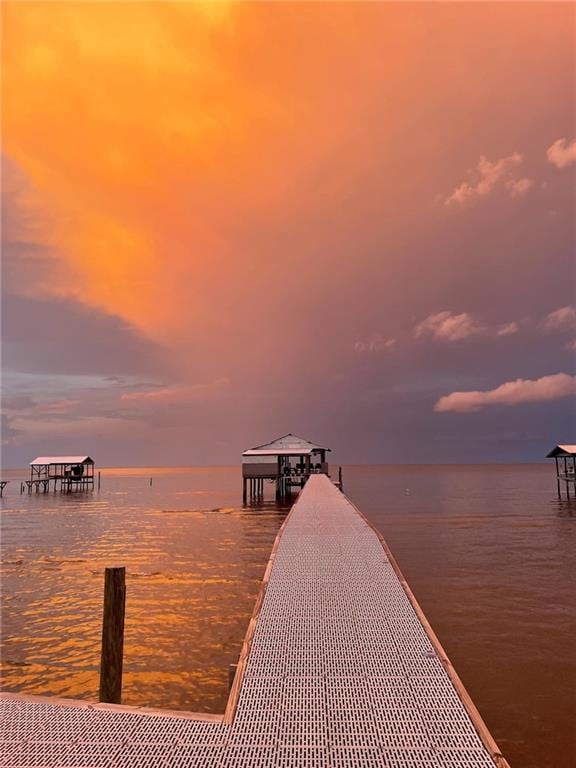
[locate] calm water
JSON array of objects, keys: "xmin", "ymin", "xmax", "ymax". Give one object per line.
[{"xmin": 1, "ymin": 465, "xmax": 574, "ymax": 767}]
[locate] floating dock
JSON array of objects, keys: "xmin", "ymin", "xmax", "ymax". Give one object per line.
[{"xmin": 0, "ymin": 475, "xmax": 509, "ymax": 767}]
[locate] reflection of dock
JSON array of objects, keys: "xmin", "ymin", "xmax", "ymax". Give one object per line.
[{"xmin": 1, "ymin": 475, "xmax": 509, "ymax": 767}]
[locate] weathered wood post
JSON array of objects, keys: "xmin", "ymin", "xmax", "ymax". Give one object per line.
[
  {"xmin": 99, "ymin": 566, "xmax": 126, "ymax": 704},
  {"xmin": 228, "ymin": 662, "xmax": 238, "ymax": 691},
  {"xmin": 338, "ymin": 466, "xmax": 343, "ymax": 491},
  {"xmin": 98, "ymin": 472, "xmax": 101, "ymax": 491}
]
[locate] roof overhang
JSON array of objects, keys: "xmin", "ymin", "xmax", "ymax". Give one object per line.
[
  {"xmin": 30, "ymin": 456, "xmax": 94, "ymax": 466},
  {"xmin": 243, "ymin": 448, "xmax": 320, "ymax": 457},
  {"xmin": 546, "ymin": 445, "xmax": 576, "ymax": 458},
  {"xmin": 244, "ymin": 433, "xmax": 331, "ymax": 457}
]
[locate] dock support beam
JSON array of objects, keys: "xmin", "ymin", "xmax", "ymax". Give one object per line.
[{"xmin": 99, "ymin": 566, "xmax": 126, "ymax": 704}]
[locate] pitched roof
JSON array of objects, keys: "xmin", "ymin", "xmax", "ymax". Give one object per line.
[
  {"xmin": 30, "ymin": 456, "xmax": 94, "ymax": 466},
  {"xmin": 546, "ymin": 445, "xmax": 576, "ymax": 458},
  {"xmin": 243, "ymin": 433, "xmax": 330, "ymax": 457}
]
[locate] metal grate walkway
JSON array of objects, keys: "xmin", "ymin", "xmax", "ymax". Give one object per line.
[{"xmin": 1, "ymin": 475, "xmax": 509, "ymax": 767}]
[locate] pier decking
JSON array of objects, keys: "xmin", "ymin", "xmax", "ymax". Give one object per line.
[{"xmin": 0, "ymin": 475, "xmax": 509, "ymax": 767}]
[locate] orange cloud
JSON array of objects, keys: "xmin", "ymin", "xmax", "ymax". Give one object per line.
[
  {"xmin": 120, "ymin": 378, "xmax": 229, "ymax": 406},
  {"xmin": 435, "ymin": 373, "xmax": 576, "ymax": 413},
  {"xmin": 2, "ymin": 0, "xmax": 431, "ymax": 358},
  {"xmin": 543, "ymin": 306, "xmax": 576, "ymax": 332},
  {"xmin": 3, "ymin": 0, "xmax": 571, "ymax": 385},
  {"xmin": 354, "ymin": 335, "xmax": 396, "ymax": 353},
  {"xmin": 34, "ymin": 398, "xmax": 81, "ymax": 414},
  {"xmin": 445, "ymin": 153, "xmax": 532, "ymax": 207},
  {"xmin": 415, "ymin": 311, "xmax": 484, "ymax": 341},
  {"xmin": 1, "ymin": 2, "xmax": 266, "ymax": 339},
  {"xmin": 415, "ymin": 312, "xmax": 520, "ymax": 342},
  {"xmin": 547, "ymin": 138, "xmax": 576, "ymax": 168}
]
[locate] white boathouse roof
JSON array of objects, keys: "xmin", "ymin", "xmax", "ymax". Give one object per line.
[
  {"xmin": 243, "ymin": 433, "xmax": 330, "ymax": 457},
  {"xmin": 546, "ymin": 445, "xmax": 576, "ymax": 457},
  {"xmin": 30, "ymin": 456, "xmax": 94, "ymax": 466}
]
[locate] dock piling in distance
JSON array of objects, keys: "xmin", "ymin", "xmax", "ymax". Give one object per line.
[
  {"xmin": 98, "ymin": 566, "xmax": 126, "ymax": 704},
  {"xmin": 228, "ymin": 663, "xmax": 238, "ymax": 691}
]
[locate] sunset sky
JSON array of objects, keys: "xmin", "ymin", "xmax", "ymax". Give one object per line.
[{"xmin": 2, "ymin": 1, "xmax": 575, "ymax": 467}]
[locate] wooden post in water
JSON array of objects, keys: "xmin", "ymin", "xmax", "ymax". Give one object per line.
[
  {"xmin": 99, "ymin": 566, "xmax": 126, "ymax": 704},
  {"xmin": 228, "ymin": 663, "xmax": 238, "ymax": 691},
  {"xmin": 338, "ymin": 466, "xmax": 343, "ymax": 491},
  {"xmin": 98, "ymin": 472, "xmax": 101, "ymax": 491}
]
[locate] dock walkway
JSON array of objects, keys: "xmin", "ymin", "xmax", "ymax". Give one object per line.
[{"xmin": 1, "ymin": 475, "xmax": 509, "ymax": 767}]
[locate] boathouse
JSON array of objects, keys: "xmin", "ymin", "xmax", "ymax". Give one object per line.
[
  {"xmin": 242, "ymin": 433, "xmax": 330, "ymax": 502},
  {"xmin": 546, "ymin": 444, "xmax": 576, "ymax": 498},
  {"xmin": 30, "ymin": 455, "xmax": 95, "ymax": 493}
]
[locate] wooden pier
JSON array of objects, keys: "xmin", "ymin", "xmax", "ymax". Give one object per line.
[{"xmin": 0, "ymin": 475, "xmax": 509, "ymax": 767}]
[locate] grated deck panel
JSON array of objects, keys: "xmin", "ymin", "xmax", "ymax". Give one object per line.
[{"xmin": 1, "ymin": 475, "xmax": 507, "ymax": 767}]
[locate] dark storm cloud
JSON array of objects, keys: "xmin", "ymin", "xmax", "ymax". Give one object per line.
[{"xmin": 2, "ymin": 293, "xmax": 172, "ymax": 377}]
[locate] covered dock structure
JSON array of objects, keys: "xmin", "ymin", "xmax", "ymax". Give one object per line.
[
  {"xmin": 546, "ymin": 444, "xmax": 576, "ymax": 499},
  {"xmin": 29, "ymin": 455, "xmax": 95, "ymax": 493},
  {"xmin": 242, "ymin": 433, "xmax": 330, "ymax": 503}
]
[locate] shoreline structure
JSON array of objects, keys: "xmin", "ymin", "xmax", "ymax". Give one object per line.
[{"xmin": 1, "ymin": 475, "xmax": 509, "ymax": 767}]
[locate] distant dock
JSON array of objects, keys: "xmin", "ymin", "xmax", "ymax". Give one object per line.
[
  {"xmin": 1, "ymin": 475, "xmax": 509, "ymax": 767},
  {"xmin": 27, "ymin": 455, "xmax": 96, "ymax": 493}
]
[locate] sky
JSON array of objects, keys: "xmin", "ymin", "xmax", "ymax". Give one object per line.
[{"xmin": 1, "ymin": 1, "xmax": 575, "ymax": 467}]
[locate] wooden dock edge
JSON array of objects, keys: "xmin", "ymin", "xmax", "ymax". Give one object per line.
[
  {"xmin": 223, "ymin": 508, "xmax": 293, "ymax": 723},
  {"xmin": 345, "ymin": 493, "xmax": 511, "ymax": 768},
  {"xmin": 0, "ymin": 691, "xmax": 223, "ymax": 722}
]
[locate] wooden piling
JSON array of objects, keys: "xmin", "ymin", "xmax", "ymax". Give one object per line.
[
  {"xmin": 99, "ymin": 566, "xmax": 126, "ymax": 704},
  {"xmin": 338, "ymin": 465, "xmax": 343, "ymax": 490},
  {"xmin": 98, "ymin": 472, "xmax": 101, "ymax": 491},
  {"xmin": 228, "ymin": 663, "xmax": 238, "ymax": 691}
]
